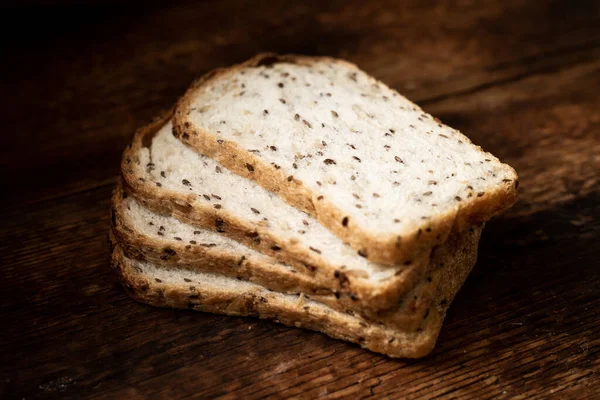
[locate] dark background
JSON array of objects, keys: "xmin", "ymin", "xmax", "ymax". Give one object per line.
[{"xmin": 1, "ymin": 0, "xmax": 599, "ymax": 398}]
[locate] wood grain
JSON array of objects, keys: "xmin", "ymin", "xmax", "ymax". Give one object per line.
[{"xmin": 1, "ymin": 0, "xmax": 599, "ymax": 399}]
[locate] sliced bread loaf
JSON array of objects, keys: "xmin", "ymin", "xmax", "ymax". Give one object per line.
[
  {"xmin": 111, "ymin": 242, "xmax": 476, "ymax": 358},
  {"xmin": 122, "ymin": 116, "xmax": 457, "ymax": 310},
  {"xmin": 112, "ymin": 181, "xmax": 481, "ymax": 329},
  {"xmin": 173, "ymin": 53, "xmax": 518, "ymax": 265}
]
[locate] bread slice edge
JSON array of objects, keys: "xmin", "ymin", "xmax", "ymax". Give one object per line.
[{"xmin": 111, "ymin": 243, "xmax": 475, "ymax": 359}]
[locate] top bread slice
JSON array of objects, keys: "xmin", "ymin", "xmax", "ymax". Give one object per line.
[
  {"xmin": 122, "ymin": 115, "xmax": 456, "ymax": 310},
  {"xmin": 173, "ymin": 53, "xmax": 518, "ymax": 265}
]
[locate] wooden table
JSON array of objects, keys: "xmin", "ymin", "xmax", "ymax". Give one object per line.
[{"xmin": 2, "ymin": 1, "xmax": 599, "ymax": 398}]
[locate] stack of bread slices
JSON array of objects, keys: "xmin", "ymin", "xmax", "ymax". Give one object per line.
[{"xmin": 110, "ymin": 54, "xmax": 518, "ymax": 358}]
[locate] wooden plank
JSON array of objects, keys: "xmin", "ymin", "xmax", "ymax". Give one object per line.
[
  {"xmin": 1, "ymin": 1, "xmax": 599, "ymax": 398},
  {"xmin": 1, "ymin": 57, "xmax": 599, "ymax": 400},
  {"xmin": 2, "ymin": 0, "xmax": 600, "ymax": 204}
]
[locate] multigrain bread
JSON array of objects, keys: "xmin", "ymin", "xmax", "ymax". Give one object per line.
[
  {"xmin": 111, "ymin": 181, "xmax": 482, "ymax": 328},
  {"xmin": 173, "ymin": 53, "xmax": 518, "ymax": 265},
  {"xmin": 123, "ymin": 116, "xmax": 449, "ymax": 310},
  {"xmin": 111, "ymin": 241, "xmax": 478, "ymax": 358}
]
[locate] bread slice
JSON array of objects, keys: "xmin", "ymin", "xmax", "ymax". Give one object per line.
[
  {"xmin": 122, "ymin": 116, "xmax": 478, "ymax": 310},
  {"xmin": 111, "ymin": 242, "xmax": 477, "ymax": 358},
  {"xmin": 112, "ymin": 181, "xmax": 481, "ymax": 329},
  {"xmin": 173, "ymin": 53, "xmax": 518, "ymax": 265}
]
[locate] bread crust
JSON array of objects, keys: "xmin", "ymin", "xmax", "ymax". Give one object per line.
[
  {"xmin": 172, "ymin": 53, "xmax": 518, "ymax": 265},
  {"xmin": 111, "ymin": 240, "xmax": 478, "ymax": 359}
]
